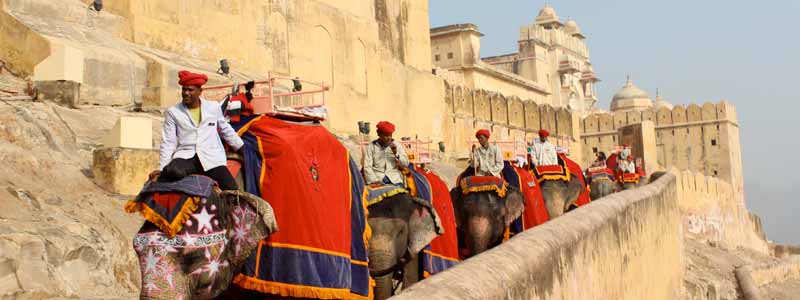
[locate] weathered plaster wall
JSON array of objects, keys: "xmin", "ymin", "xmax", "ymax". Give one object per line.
[
  {"xmin": 441, "ymin": 82, "xmax": 581, "ymax": 164},
  {"xmin": 393, "ymin": 173, "xmax": 683, "ymax": 300},
  {"xmin": 675, "ymin": 169, "xmax": 769, "ymax": 253}
]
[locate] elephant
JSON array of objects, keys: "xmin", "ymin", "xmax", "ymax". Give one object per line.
[
  {"xmin": 367, "ymin": 193, "xmax": 443, "ymax": 300},
  {"xmin": 589, "ymin": 178, "xmax": 616, "ymax": 201},
  {"xmin": 450, "ymin": 186, "xmax": 525, "ymax": 258},
  {"xmin": 648, "ymin": 171, "xmax": 668, "ymax": 184},
  {"xmin": 127, "ymin": 176, "xmax": 278, "ymax": 300},
  {"xmin": 539, "ymin": 177, "xmax": 585, "ymax": 219}
]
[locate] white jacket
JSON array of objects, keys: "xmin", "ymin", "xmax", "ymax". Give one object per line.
[
  {"xmin": 530, "ymin": 140, "xmax": 558, "ymax": 166},
  {"xmin": 159, "ymin": 99, "xmax": 244, "ymax": 171}
]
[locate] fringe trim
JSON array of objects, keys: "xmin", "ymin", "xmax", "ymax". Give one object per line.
[
  {"xmin": 458, "ymin": 178, "xmax": 508, "ymax": 198},
  {"xmin": 366, "ymin": 188, "xmax": 408, "ymax": 206},
  {"xmin": 124, "ymin": 196, "xmax": 200, "ymax": 238},
  {"xmin": 233, "ymin": 275, "xmax": 371, "ymax": 300},
  {"xmin": 618, "ymin": 174, "xmax": 641, "ymax": 184},
  {"xmin": 535, "ymin": 172, "xmax": 571, "ymax": 184}
]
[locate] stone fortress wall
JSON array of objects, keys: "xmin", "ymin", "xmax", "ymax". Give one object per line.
[
  {"xmin": 441, "ymin": 80, "xmax": 582, "ymax": 163},
  {"xmin": 579, "ymin": 102, "xmax": 744, "ymax": 191},
  {"xmin": 1, "ymin": 0, "xmax": 449, "ymax": 143}
]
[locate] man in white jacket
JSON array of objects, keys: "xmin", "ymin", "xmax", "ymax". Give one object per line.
[{"xmin": 150, "ymin": 70, "xmax": 245, "ymax": 190}]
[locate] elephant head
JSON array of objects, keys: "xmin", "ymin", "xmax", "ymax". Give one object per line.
[
  {"xmin": 450, "ymin": 187, "xmax": 525, "ymax": 258},
  {"xmin": 589, "ymin": 179, "xmax": 616, "ymax": 201},
  {"xmin": 367, "ymin": 193, "xmax": 442, "ymax": 300},
  {"xmin": 129, "ymin": 179, "xmax": 277, "ymax": 300},
  {"xmin": 539, "ymin": 177, "xmax": 584, "ymax": 219}
]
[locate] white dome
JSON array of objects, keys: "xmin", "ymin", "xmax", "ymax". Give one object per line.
[
  {"xmin": 654, "ymin": 90, "xmax": 674, "ymax": 110},
  {"xmin": 535, "ymin": 4, "xmax": 562, "ymax": 27},
  {"xmin": 610, "ymin": 77, "xmax": 653, "ymax": 112}
]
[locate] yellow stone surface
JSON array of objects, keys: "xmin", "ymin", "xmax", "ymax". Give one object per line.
[
  {"xmin": 92, "ymin": 147, "xmax": 158, "ymax": 196},
  {"xmin": 102, "ymin": 117, "xmax": 153, "ymax": 150}
]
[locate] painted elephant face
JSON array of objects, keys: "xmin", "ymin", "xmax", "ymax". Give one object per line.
[
  {"xmin": 539, "ymin": 177, "xmax": 584, "ymax": 219},
  {"xmin": 451, "ymin": 188, "xmax": 525, "ymax": 258},
  {"xmin": 132, "ymin": 189, "xmax": 276, "ymax": 300}
]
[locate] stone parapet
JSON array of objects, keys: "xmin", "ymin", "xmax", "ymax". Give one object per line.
[
  {"xmin": 92, "ymin": 147, "xmax": 157, "ymax": 196},
  {"xmin": 393, "ymin": 173, "xmax": 683, "ymax": 300}
]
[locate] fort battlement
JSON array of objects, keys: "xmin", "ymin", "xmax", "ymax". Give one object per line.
[
  {"xmin": 441, "ymin": 80, "xmax": 582, "ymax": 162},
  {"xmin": 580, "ymin": 101, "xmax": 743, "ymax": 189}
]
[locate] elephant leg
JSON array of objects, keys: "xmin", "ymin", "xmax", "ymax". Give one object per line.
[
  {"xmin": 402, "ymin": 255, "xmax": 420, "ymax": 290},
  {"xmin": 368, "ymin": 218, "xmax": 405, "ymax": 300}
]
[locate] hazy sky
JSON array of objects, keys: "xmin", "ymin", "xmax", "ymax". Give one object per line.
[{"xmin": 430, "ymin": 0, "xmax": 799, "ymax": 245}]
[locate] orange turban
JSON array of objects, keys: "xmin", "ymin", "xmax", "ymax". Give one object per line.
[
  {"xmin": 538, "ymin": 129, "xmax": 550, "ymax": 137},
  {"xmin": 475, "ymin": 129, "xmax": 491, "ymax": 138},
  {"xmin": 178, "ymin": 70, "xmax": 208, "ymax": 87},
  {"xmin": 376, "ymin": 121, "xmax": 395, "ymax": 134}
]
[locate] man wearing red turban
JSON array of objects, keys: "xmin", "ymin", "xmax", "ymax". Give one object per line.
[
  {"xmin": 471, "ymin": 129, "xmax": 503, "ymax": 177},
  {"xmin": 530, "ymin": 129, "xmax": 557, "ymax": 166},
  {"xmin": 151, "ymin": 70, "xmax": 244, "ymax": 190},
  {"xmin": 364, "ymin": 121, "xmax": 409, "ymax": 186}
]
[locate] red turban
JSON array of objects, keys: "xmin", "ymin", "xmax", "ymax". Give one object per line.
[
  {"xmin": 538, "ymin": 129, "xmax": 550, "ymax": 137},
  {"xmin": 376, "ymin": 121, "xmax": 395, "ymax": 134},
  {"xmin": 475, "ymin": 129, "xmax": 491, "ymax": 138},
  {"xmin": 178, "ymin": 70, "xmax": 208, "ymax": 87},
  {"xmin": 622, "ymin": 144, "xmax": 630, "ymax": 148}
]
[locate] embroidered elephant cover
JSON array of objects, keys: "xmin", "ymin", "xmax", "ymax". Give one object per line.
[{"xmin": 231, "ymin": 115, "xmax": 372, "ymax": 299}]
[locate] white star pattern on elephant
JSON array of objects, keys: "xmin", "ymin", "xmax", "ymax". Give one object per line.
[{"xmin": 191, "ymin": 207, "xmax": 216, "ymax": 234}]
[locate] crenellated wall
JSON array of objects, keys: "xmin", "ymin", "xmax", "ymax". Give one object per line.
[
  {"xmin": 441, "ymin": 81, "xmax": 582, "ymax": 163},
  {"xmin": 392, "ymin": 173, "xmax": 684, "ymax": 300},
  {"xmin": 580, "ymin": 102, "xmax": 743, "ymax": 191}
]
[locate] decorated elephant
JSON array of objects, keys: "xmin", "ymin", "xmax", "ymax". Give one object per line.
[
  {"xmin": 367, "ymin": 191, "xmax": 443, "ymax": 300},
  {"xmin": 539, "ymin": 177, "xmax": 585, "ymax": 218},
  {"xmin": 125, "ymin": 175, "xmax": 278, "ymax": 300},
  {"xmin": 450, "ymin": 182, "xmax": 525, "ymax": 258},
  {"xmin": 589, "ymin": 177, "xmax": 616, "ymax": 200}
]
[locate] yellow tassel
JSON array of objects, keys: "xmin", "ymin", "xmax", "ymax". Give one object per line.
[
  {"xmin": 123, "ymin": 197, "xmax": 200, "ymax": 238},
  {"xmin": 233, "ymin": 274, "xmax": 371, "ymax": 300}
]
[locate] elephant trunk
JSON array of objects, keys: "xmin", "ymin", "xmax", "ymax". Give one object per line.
[
  {"xmin": 369, "ymin": 233, "xmax": 398, "ymax": 300},
  {"xmin": 466, "ymin": 216, "xmax": 492, "ymax": 257},
  {"xmin": 541, "ymin": 182, "xmax": 567, "ymax": 218}
]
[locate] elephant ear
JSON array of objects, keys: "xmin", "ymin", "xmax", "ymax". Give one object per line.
[
  {"xmin": 407, "ymin": 201, "xmax": 443, "ymax": 255},
  {"xmin": 502, "ymin": 189, "xmax": 526, "ymax": 226}
]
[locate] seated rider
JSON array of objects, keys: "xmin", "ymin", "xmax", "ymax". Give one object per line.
[
  {"xmin": 470, "ymin": 129, "xmax": 503, "ymax": 178},
  {"xmin": 618, "ymin": 154, "xmax": 636, "ymax": 174},
  {"xmin": 530, "ymin": 129, "xmax": 558, "ymax": 167},
  {"xmin": 590, "ymin": 151, "xmax": 608, "ymax": 169},
  {"xmin": 150, "ymin": 70, "xmax": 244, "ymax": 190},
  {"xmin": 363, "ymin": 121, "xmax": 410, "ymax": 186}
]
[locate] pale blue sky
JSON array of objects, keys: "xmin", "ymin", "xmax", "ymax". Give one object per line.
[{"xmin": 430, "ymin": 1, "xmax": 799, "ymax": 244}]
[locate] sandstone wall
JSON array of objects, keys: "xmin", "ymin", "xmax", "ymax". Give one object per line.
[
  {"xmin": 441, "ymin": 82, "xmax": 581, "ymax": 163},
  {"xmin": 580, "ymin": 102, "xmax": 743, "ymax": 190},
  {"xmin": 675, "ymin": 169, "xmax": 769, "ymax": 253},
  {"xmin": 393, "ymin": 173, "xmax": 683, "ymax": 300},
  {"xmin": 0, "ymin": 0, "xmax": 50, "ymax": 77}
]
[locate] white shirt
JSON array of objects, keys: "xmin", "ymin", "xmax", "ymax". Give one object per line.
[
  {"xmin": 471, "ymin": 144, "xmax": 504, "ymax": 177},
  {"xmin": 618, "ymin": 159, "xmax": 636, "ymax": 174},
  {"xmin": 530, "ymin": 139, "xmax": 558, "ymax": 166},
  {"xmin": 363, "ymin": 140, "xmax": 410, "ymax": 185},
  {"xmin": 159, "ymin": 99, "xmax": 244, "ymax": 171}
]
